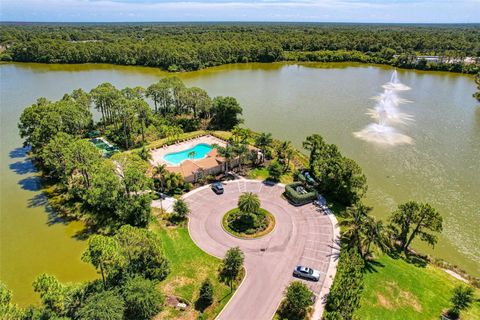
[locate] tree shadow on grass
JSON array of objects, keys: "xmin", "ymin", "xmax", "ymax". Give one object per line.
[
  {"xmin": 404, "ymin": 252, "xmax": 428, "ymax": 268},
  {"xmin": 387, "ymin": 248, "xmax": 428, "ymax": 268},
  {"xmin": 363, "ymin": 259, "xmax": 385, "ymax": 274},
  {"xmin": 194, "ymin": 298, "xmax": 212, "ymax": 313},
  {"xmin": 217, "ymin": 291, "xmax": 233, "ymax": 304}
]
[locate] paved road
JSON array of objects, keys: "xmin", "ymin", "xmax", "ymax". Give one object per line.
[{"xmin": 185, "ymin": 180, "xmax": 339, "ymax": 320}]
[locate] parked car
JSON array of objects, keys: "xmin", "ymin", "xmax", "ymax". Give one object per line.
[
  {"xmin": 211, "ymin": 182, "xmax": 224, "ymax": 194},
  {"xmin": 293, "ymin": 265, "xmax": 320, "ymax": 281}
]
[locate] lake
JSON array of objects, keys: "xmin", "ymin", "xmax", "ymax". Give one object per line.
[{"xmin": 1, "ymin": 62, "xmax": 478, "ymax": 304}]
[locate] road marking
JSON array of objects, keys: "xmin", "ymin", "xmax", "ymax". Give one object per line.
[
  {"xmin": 304, "ymin": 247, "xmax": 333, "ymax": 255},
  {"xmin": 301, "ymin": 256, "xmax": 330, "ymax": 265}
]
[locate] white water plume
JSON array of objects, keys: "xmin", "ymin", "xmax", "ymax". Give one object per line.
[{"xmin": 354, "ymin": 70, "xmax": 413, "ymax": 145}]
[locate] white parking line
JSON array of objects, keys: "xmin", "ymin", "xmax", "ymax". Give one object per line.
[
  {"xmin": 301, "ymin": 257, "xmax": 329, "ymax": 265},
  {"xmin": 304, "ymin": 247, "xmax": 333, "ymax": 255}
]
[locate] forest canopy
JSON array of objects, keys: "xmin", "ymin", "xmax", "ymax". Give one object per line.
[{"xmin": 1, "ymin": 23, "xmax": 479, "ymax": 73}]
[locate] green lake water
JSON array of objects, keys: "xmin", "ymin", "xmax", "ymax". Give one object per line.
[{"xmin": 1, "ymin": 62, "xmax": 479, "ymax": 304}]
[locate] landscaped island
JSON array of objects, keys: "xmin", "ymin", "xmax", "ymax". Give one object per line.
[
  {"xmin": 222, "ymin": 192, "xmax": 276, "ymax": 239},
  {"xmin": 1, "ymin": 74, "xmax": 479, "ymax": 320}
]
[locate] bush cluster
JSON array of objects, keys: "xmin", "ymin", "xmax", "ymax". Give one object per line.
[{"xmin": 284, "ymin": 182, "xmax": 318, "ymax": 206}]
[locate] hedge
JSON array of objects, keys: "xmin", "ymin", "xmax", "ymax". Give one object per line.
[{"xmin": 284, "ymin": 182, "xmax": 317, "ymax": 206}]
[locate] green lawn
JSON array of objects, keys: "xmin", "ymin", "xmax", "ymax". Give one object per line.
[
  {"xmin": 247, "ymin": 167, "xmax": 293, "ymax": 184},
  {"xmin": 153, "ymin": 225, "xmax": 235, "ymax": 319},
  {"xmin": 356, "ymin": 254, "xmax": 480, "ymax": 320}
]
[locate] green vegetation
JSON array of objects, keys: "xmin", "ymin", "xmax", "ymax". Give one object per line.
[
  {"xmin": 1, "ymin": 24, "xmax": 479, "ymax": 74},
  {"xmin": 297, "ymin": 129, "xmax": 480, "ymax": 320},
  {"xmin": 277, "ymin": 281, "xmax": 314, "ymax": 320},
  {"xmin": 355, "ymin": 254, "xmax": 480, "ymax": 320},
  {"xmin": 304, "ymin": 134, "xmax": 367, "ymax": 206},
  {"xmin": 77, "ymin": 290, "xmax": 125, "ymax": 320},
  {"xmin": 196, "ymin": 279, "xmax": 214, "ymax": 312},
  {"xmin": 222, "ymin": 192, "xmax": 275, "ymax": 238},
  {"xmin": 340, "ymin": 203, "xmax": 390, "ymax": 259},
  {"xmin": 220, "ymin": 247, "xmax": 245, "ymax": 292},
  {"xmin": 324, "ymin": 249, "xmax": 365, "ymax": 320},
  {"xmin": 284, "ymin": 182, "xmax": 318, "ymax": 206},
  {"xmin": 0, "ymin": 283, "xmax": 22, "ymax": 319},
  {"xmin": 155, "ymin": 225, "xmax": 235, "ymax": 319},
  {"xmin": 447, "ymin": 285, "xmax": 476, "ymax": 319},
  {"xmin": 17, "ymin": 77, "xmax": 244, "ymax": 230},
  {"xmin": 122, "ymin": 276, "xmax": 164, "ymax": 320},
  {"xmin": 0, "ymin": 225, "xmax": 168, "ymax": 320},
  {"xmin": 267, "ymin": 160, "xmax": 284, "ymax": 182},
  {"xmin": 238, "ymin": 192, "xmax": 261, "ymax": 214},
  {"xmin": 389, "ymin": 201, "xmax": 443, "ymax": 253},
  {"xmin": 474, "ymin": 73, "xmax": 480, "ymax": 102},
  {"xmin": 223, "ymin": 208, "xmax": 275, "ymax": 239},
  {"xmin": 171, "ymin": 199, "xmax": 190, "ymax": 223}
]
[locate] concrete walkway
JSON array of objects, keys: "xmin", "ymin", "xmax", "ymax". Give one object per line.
[{"xmin": 184, "ymin": 180, "xmax": 340, "ymax": 320}]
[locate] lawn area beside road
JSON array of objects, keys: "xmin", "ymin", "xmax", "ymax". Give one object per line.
[
  {"xmin": 356, "ymin": 254, "xmax": 480, "ymax": 320},
  {"xmin": 153, "ymin": 224, "xmax": 235, "ymax": 319}
]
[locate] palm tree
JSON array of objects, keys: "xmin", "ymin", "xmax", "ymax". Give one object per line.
[
  {"xmin": 340, "ymin": 203, "xmax": 372, "ymax": 255},
  {"xmin": 448, "ymin": 285, "xmax": 475, "ymax": 319},
  {"xmin": 341, "ymin": 203, "xmax": 391, "ymax": 259},
  {"xmin": 231, "ymin": 126, "xmax": 251, "ymax": 144},
  {"xmin": 163, "ymin": 172, "xmax": 182, "ymax": 194},
  {"xmin": 233, "ymin": 143, "xmax": 249, "ymax": 171},
  {"xmin": 146, "ymin": 82, "xmax": 161, "ymax": 113},
  {"xmin": 213, "ymin": 144, "xmax": 236, "ymax": 173},
  {"xmin": 360, "ymin": 217, "xmax": 390, "ymax": 258},
  {"xmin": 238, "ymin": 192, "xmax": 260, "ymax": 214},
  {"xmin": 279, "ymin": 141, "xmax": 294, "ymax": 172},
  {"xmin": 255, "ymin": 132, "xmax": 273, "ymax": 162},
  {"xmin": 154, "ymin": 164, "xmax": 168, "ymax": 191}
]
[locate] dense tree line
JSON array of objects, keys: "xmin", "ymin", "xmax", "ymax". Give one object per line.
[
  {"xmin": 475, "ymin": 73, "xmax": 480, "ymax": 102},
  {"xmin": 17, "ymin": 78, "xmax": 243, "ymax": 229},
  {"xmin": 1, "ymin": 23, "xmax": 478, "ymax": 73},
  {"xmin": 303, "ymin": 134, "xmax": 367, "ymax": 206}
]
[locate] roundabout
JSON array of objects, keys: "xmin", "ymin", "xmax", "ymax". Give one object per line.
[
  {"xmin": 222, "ymin": 207, "xmax": 276, "ymax": 239},
  {"xmin": 185, "ymin": 179, "xmax": 340, "ymax": 320}
]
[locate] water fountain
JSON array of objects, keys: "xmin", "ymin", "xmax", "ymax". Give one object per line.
[
  {"xmin": 354, "ymin": 70, "xmax": 413, "ymax": 145},
  {"xmin": 383, "ymin": 69, "xmax": 411, "ymax": 91}
]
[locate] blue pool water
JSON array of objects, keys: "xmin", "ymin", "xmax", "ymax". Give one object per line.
[{"xmin": 163, "ymin": 143, "xmax": 214, "ymax": 165}]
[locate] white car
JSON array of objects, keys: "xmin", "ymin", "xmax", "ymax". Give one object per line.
[{"xmin": 293, "ymin": 265, "xmax": 321, "ymax": 281}]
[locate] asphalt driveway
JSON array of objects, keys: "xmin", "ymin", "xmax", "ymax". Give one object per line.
[{"xmin": 185, "ymin": 179, "xmax": 339, "ymax": 320}]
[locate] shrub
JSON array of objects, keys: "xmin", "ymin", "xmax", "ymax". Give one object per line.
[
  {"xmin": 324, "ymin": 248, "xmax": 364, "ymax": 320},
  {"xmin": 77, "ymin": 290, "xmax": 125, "ymax": 320},
  {"xmin": 284, "ymin": 182, "xmax": 317, "ymax": 206},
  {"xmin": 122, "ymin": 276, "xmax": 164, "ymax": 320},
  {"xmin": 268, "ymin": 160, "xmax": 283, "ymax": 181},
  {"xmin": 277, "ymin": 281, "xmax": 314, "ymax": 320},
  {"xmin": 172, "ymin": 199, "xmax": 190, "ymax": 221},
  {"xmin": 195, "ymin": 279, "xmax": 214, "ymax": 311}
]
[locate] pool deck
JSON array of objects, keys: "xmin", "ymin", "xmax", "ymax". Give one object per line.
[{"xmin": 150, "ymin": 135, "xmax": 227, "ymax": 167}]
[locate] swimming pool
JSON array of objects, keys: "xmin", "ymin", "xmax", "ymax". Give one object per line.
[{"xmin": 163, "ymin": 143, "xmax": 214, "ymax": 165}]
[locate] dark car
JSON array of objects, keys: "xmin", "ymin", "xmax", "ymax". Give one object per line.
[
  {"xmin": 293, "ymin": 265, "xmax": 320, "ymax": 281},
  {"xmin": 211, "ymin": 182, "xmax": 224, "ymax": 194}
]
